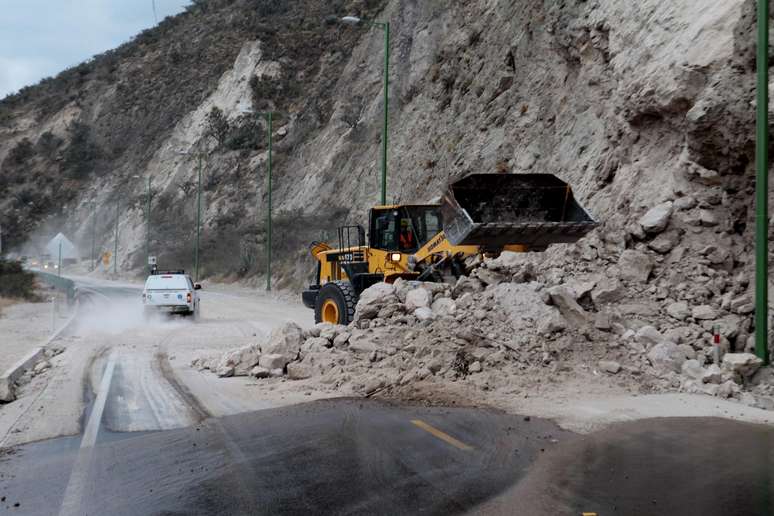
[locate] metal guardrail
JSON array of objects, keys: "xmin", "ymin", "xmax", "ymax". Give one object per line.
[{"xmin": 33, "ymin": 270, "xmax": 76, "ymax": 300}]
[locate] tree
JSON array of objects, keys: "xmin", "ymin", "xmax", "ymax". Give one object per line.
[
  {"xmin": 204, "ymin": 106, "xmax": 230, "ymax": 147},
  {"xmin": 62, "ymin": 121, "xmax": 100, "ymax": 179}
]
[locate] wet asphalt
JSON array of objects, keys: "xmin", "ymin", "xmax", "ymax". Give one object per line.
[{"xmin": 0, "ymin": 400, "xmax": 567, "ymax": 515}]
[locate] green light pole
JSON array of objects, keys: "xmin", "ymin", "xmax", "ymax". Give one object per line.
[
  {"xmin": 133, "ymin": 174, "xmax": 152, "ymax": 273},
  {"xmin": 88, "ymin": 200, "xmax": 97, "ymax": 271},
  {"xmin": 178, "ymin": 151, "xmax": 205, "ymax": 282},
  {"xmin": 340, "ymin": 15, "xmax": 390, "ymax": 205},
  {"xmin": 195, "ymin": 154, "xmax": 202, "ymax": 282},
  {"xmin": 240, "ymin": 107, "xmax": 275, "ymax": 291},
  {"xmin": 756, "ymin": 0, "xmax": 770, "ymax": 365},
  {"xmin": 113, "ymin": 197, "xmax": 119, "ymax": 276}
]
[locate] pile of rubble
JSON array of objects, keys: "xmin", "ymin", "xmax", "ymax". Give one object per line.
[{"xmin": 194, "ymin": 192, "xmax": 774, "ymax": 408}]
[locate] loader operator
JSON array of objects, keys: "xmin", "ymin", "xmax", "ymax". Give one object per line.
[{"xmin": 399, "ymin": 219, "xmax": 416, "ymax": 251}]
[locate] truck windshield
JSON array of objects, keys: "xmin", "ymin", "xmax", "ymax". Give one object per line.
[{"xmin": 145, "ymin": 275, "xmax": 191, "ymax": 290}]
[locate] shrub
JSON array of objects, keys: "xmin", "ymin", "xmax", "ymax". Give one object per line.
[
  {"xmin": 7, "ymin": 138, "xmax": 34, "ymax": 165},
  {"xmin": 0, "ymin": 259, "xmax": 39, "ymax": 300},
  {"xmin": 62, "ymin": 121, "xmax": 100, "ymax": 179},
  {"xmin": 36, "ymin": 131, "xmax": 63, "ymax": 159},
  {"xmin": 204, "ymin": 107, "xmax": 230, "ymax": 147}
]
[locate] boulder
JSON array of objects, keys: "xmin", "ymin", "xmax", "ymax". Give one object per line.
[
  {"xmin": 218, "ymin": 345, "xmax": 261, "ymax": 376},
  {"xmin": 702, "ymin": 364, "xmax": 723, "ymax": 384},
  {"xmin": 717, "ymin": 380, "xmax": 741, "ymax": 399},
  {"xmin": 599, "ymin": 360, "xmax": 621, "ymax": 374},
  {"xmin": 469, "ymin": 361, "xmax": 482, "ymax": 373},
  {"xmin": 250, "ymin": 366, "xmax": 271, "ymax": 379},
  {"xmin": 355, "ymin": 282, "xmax": 397, "ymax": 320},
  {"xmin": 618, "ymin": 250, "xmax": 654, "ymax": 283},
  {"xmin": 0, "ymin": 377, "xmax": 14, "ymax": 403},
  {"xmin": 648, "ymin": 231, "xmax": 680, "ymax": 254},
  {"xmin": 547, "ymin": 285, "xmax": 589, "ymax": 326},
  {"xmin": 680, "ymin": 359, "xmax": 704, "ymax": 381},
  {"xmin": 635, "ymin": 325, "xmax": 663, "ymax": 346},
  {"xmin": 591, "ymin": 277, "xmax": 625, "ymax": 305},
  {"xmin": 647, "ymin": 342, "xmax": 685, "ymax": 373},
  {"xmin": 639, "ymin": 202, "xmax": 673, "ymax": 233},
  {"xmin": 264, "ymin": 322, "xmax": 304, "ymax": 364},
  {"xmin": 452, "ymin": 276, "xmax": 484, "ymax": 297},
  {"xmin": 721, "ymin": 353, "xmax": 763, "ymax": 381},
  {"xmin": 673, "ymin": 196, "xmax": 696, "ymax": 211},
  {"xmin": 692, "ymin": 305, "xmax": 717, "ymax": 320},
  {"xmin": 405, "ymin": 288, "xmax": 431, "ymax": 311},
  {"xmin": 259, "ymin": 353, "xmax": 288, "ymax": 370},
  {"xmin": 216, "ymin": 365, "xmax": 235, "ymax": 378},
  {"xmin": 431, "ymin": 298, "xmax": 456, "ymax": 317},
  {"xmin": 333, "ymin": 332, "xmax": 351, "ymax": 347},
  {"xmin": 494, "ymin": 283, "xmax": 567, "ymax": 334},
  {"xmin": 414, "ymin": 307, "xmax": 434, "ymax": 321},
  {"xmin": 666, "ymin": 301, "xmax": 690, "ymax": 321},
  {"xmin": 594, "ymin": 312, "xmax": 612, "ymax": 331},
  {"xmin": 287, "ymin": 362, "xmax": 314, "ymax": 380},
  {"xmin": 699, "ymin": 209, "xmax": 719, "ymax": 227},
  {"xmin": 472, "ymin": 267, "xmax": 510, "ymax": 286},
  {"xmin": 302, "ymin": 337, "xmax": 331, "ymax": 354}
]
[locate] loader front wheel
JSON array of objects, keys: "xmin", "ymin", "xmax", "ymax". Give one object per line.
[{"xmin": 314, "ymin": 281, "xmax": 357, "ymax": 325}]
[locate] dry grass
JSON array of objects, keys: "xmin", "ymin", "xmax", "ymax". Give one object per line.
[{"xmin": 0, "ymin": 297, "xmax": 21, "ymax": 318}]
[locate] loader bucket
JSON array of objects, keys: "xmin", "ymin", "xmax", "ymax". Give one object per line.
[{"xmin": 441, "ymin": 173, "xmax": 598, "ymax": 250}]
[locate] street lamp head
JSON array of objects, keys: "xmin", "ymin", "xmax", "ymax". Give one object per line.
[{"xmin": 341, "ymin": 15, "xmax": 362, "ymax": 25}]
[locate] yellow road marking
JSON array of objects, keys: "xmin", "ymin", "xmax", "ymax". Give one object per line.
[{"xmin": 410, "ymin": 419, "xmax": 473, "ymax": 451}]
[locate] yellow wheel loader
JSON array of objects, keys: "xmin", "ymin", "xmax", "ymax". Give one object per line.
[{"xmin": 302, "ymin": 173, "xmax": 598, "ymax": 325}]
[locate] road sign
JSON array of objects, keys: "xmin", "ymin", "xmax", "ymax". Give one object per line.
[
  {"xmin": 148, "ymin": 256, "xmax": 157, "ymax": 265},
  {"xmin": 102, "ymin": 251, "xmax": 111, "ymax": 266}
]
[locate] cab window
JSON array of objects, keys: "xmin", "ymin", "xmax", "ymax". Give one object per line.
[{"xmin": 370, "ymin": 210, "xmax": 399, "ymax": 250}]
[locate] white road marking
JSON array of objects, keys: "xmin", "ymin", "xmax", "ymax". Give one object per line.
[{"xmin": 58, "ymin": 351, "xmax": 116, "ymax": 516}]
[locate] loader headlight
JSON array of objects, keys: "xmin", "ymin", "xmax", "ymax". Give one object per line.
[{"xmin": 389, "ymin": 253, "xmax": 402, "ymax": 262}]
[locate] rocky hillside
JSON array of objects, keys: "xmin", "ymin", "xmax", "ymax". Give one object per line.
[{"xmin": 0, "ymin": 0, "xmax": 769, "ymax": 296}]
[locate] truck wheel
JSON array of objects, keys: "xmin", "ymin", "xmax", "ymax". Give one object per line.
[{"xmin": 315, "ymin": 281, "xmax": 357, "ymax": 325}]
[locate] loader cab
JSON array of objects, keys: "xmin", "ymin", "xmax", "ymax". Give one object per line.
[{"xmin": 368, "ymin": 205, "xmax": 443, "ymax": 253}]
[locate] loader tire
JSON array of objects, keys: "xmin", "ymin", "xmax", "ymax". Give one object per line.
[{"xmin": 315, "ymin": 281, "xmax": 357, "ymax": 325}]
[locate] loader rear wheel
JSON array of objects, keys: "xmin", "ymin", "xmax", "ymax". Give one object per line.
[{"xmin": 314, "ymin": 281, "xmax": 357, "ymax": 325}]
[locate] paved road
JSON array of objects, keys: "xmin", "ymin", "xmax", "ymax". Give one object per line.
[{"xmin": 0, "ymin": 399, "xmax": 568, "ymax": 515}]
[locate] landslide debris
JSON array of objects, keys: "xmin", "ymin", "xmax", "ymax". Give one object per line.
[{"xmin": 195, "ymin": 209, "xmax": 774, "ymax": 410}]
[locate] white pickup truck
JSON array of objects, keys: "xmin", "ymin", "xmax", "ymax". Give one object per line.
[{"xmin": 142, "ymin": 271, "xmax": 201, "ymax": 318}]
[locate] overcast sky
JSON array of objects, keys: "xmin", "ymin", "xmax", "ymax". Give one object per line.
[{"xmin": 0, "ymin": 0, "xmax": 192, "ymax": 99}]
